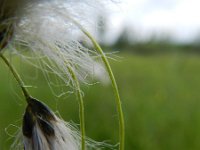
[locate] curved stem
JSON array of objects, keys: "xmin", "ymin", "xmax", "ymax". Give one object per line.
[
  {"xmin": 70, "ymin": 21, "xmax": 125, "ymax": 150},
  {"xmin": 67, "ymin": 65, "xmax": 86, "ymax": 150},
  {"xmin": 53, "ymin": 11, "xmax": 125, "ymax": 149},
  {"xmin": 56, "ymin": 47, "xmax": 86, "ymax": 150},
  {"xmin": 84, "ymin": 32, "xmax": 125, "ymax": 150},
  {"xmin": 38, "ymin": 41, "xmax": 86, "ymax": 150},
  {"xmin": 0, "ymin": 53, "xmax": 31, "ymax": 103}
]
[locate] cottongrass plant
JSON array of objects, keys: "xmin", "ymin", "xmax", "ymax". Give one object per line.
[
  {"xmin": 21, "ymin": 97, "xmax": 80, "ymax": 150},
  {"xmin": 0, "ymin": 0, "xmax": 125, "ymax": 149}
]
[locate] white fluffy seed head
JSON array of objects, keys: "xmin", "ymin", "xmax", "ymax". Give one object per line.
[
  {"xmin": 5, "ymin": 0, "xmax": 110, "ymax": 93},
  {"xmin": 11, "ymin": 98, "xmax": 80, "ymax": 150},
  {"xmin": 22, "ymin": 98, "xmax": 80, "ymax": 150},
  {"xmin": 11, "ymin": 98, "xmax": 113, "ymax": 150},
  {"xmin": 1, "ymin": 1, "xmax": 112, "ymax": 149},
  {"xmin": 22, "ymin": 118, "xmax": 80, "ymax": 150}
]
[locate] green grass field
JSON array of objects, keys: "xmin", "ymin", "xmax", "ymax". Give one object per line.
[{"xmin": 1, "ymin": 53, "xmax": 200, "ymax": 149}]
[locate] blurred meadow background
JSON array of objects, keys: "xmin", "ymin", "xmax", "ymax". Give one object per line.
[{"xmin": 1, "ymin": 0, "xmax": 200, "ymax": 149}]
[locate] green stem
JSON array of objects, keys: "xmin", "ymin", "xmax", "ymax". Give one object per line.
[
  {"xmin": 53, "ymin": 12, "xmax": 125, "ymax": 149},
  {"xmin": 0, "ymin": 53, "xmax": 31, "ymax": 103},
  {"xmin": 67, "ymin": 65, "xmax": 86, "ymax": 150},
  {"xmin": 75, "ymin": 25, "xmax": 125, "ymax": 150},
  {"xmin": 85, "ymin": 32, "xmax": 125, "ymax": 150},
  {"xmin": 40, "ymin": 41, "xmax": 86, "ymax": 150}
]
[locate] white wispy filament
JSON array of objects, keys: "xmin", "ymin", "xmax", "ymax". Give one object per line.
[
  {"xmin": 11, "ymin": 0, "xmax": 108, "ymax": 91},
  {"xmin": 10, "ymin": 98, "xmax": 110, "ymax": 150},
  {"xmin": 1, "ymin": 0, "xmax": 112, "ymax": 149}
]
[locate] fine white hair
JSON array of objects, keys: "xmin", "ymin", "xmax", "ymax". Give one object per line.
[
  {"xmin": 11, "ymin": 98, "xmax": 113, "ymax": 150},
  {"xmin": 1, "ymin": 0, "xmax": 113, "ymax": 149},
  {"xmin": 7, "ymin": 0, "xmax": 110, "ymax": 95},
  {"xmin": 22, "ymin": 118, "xmax": 80, "ymax": 150}
]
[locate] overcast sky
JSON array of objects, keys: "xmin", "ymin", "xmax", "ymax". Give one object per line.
[{"xmin": 105, "ymin": 0, "xmax": 200, "ymax": 43}]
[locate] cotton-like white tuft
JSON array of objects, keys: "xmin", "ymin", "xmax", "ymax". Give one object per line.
[
  {"xmin": 7, "ymin": 0, "xmax": 110, "ymax": 94},
  {"xmin": 1, "ymin": 1, "xmax": 113, "ymax": 149},
  {"xmin": 21, "ymin": 98, "xmax": 79, "ymax": 150},
  {"xmin": 10, "ymin": 98, "xmax": 113, "ymax": 150},
  {"xmin": 10, "ymin": 98, "xmax": 80, "ymax": 150}
]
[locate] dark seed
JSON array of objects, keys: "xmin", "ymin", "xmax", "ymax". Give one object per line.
[
  {"xmin": 37, "ymin": 117, "xmax": 55, "ymax": 137},
  {"xmin": 23, "ymin": 98, "xmax": 56, "ymax": 138},
  {"xmin": 0, "ymin": 24, "xmax": 14, "ymax": 50},
  {"xmin": 22, "ymin": 107, "xmax": 35, "ymax": 138},
  {"xmin": 28, "ymin": 97, "xmax": 56, "ymax": 121}
]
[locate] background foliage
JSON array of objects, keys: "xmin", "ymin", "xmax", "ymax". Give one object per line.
[{"xmin": 1, "ymin": 51, "xmax": 200, "ymax": 149}]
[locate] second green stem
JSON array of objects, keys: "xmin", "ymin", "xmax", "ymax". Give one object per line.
[{"xmin": 0, "ymin": 53, "xmax": 31, "ymax": 103}]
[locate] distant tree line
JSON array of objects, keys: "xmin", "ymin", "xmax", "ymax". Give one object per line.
[{"xmin": 97, "ymin": 20, "xmax": 200, "ymax": 55}]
